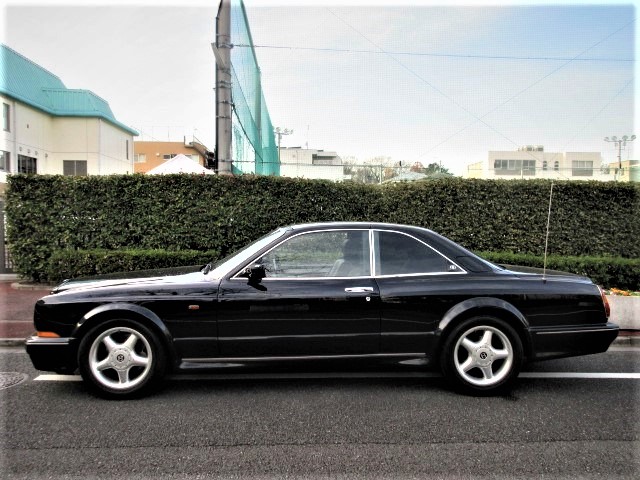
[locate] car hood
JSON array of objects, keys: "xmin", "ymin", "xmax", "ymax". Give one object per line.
[{"xmin": 51, "ymin": 265, "xmax": 206, "ymax": 293}]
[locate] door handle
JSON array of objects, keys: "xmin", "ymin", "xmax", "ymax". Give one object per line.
[{"xmin": 345, "ymin": 287, "xmax": 374, "ymax": 293}]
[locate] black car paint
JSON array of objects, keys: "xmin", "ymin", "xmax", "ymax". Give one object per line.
[{"xmin": 26, "ymin": 222, "xmax": 618, "ymax": 376}]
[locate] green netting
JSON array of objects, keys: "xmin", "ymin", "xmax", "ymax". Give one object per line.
[{"xmin": 229, "ymin": 0, "xmax": 279, "ymax": 175}]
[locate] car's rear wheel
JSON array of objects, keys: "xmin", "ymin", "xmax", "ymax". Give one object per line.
[
  {"xmin": 440, "ymin": 316, "xmax": 523, "ymax": 395},
  {"xmin": 78, "ymin": 319, "xmax": 166, "ymax": 399}
]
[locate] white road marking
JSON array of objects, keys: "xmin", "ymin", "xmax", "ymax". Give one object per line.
[
  {"xmin": 34, "ymin": 374, "xmax": 82, "ymax": 381},
  {"xmin": 519, "ymin": 372, "xmax": 640, "ymax": 379},
  {"xmin": 32, "ymin": 371, "xmax": 640, "ymax": 382}
]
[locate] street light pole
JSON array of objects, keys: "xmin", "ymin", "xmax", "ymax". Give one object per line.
[
  {"xmin": 274, "ymin": 127, "xmax": 293, "ymax": 164},
  {"xmin": 604, "ymin": 135, "xmax": 636, "ymax": 180}
]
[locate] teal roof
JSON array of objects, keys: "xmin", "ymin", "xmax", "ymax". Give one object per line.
[{"xmin": 0, "ymin": 44, "xmax": 137, "ymax": 135}]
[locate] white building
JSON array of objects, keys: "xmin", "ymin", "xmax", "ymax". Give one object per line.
[
  {"xmin": 0, "ymin": 44, "xmax": 137, "ymax": 194},
  {"xmin": 467, "ymin": 146, "xmax": 607, "ymax": 181},
  {"xmin": 279, "ymin": 147, "xmax": 344, "ymax": 181}
]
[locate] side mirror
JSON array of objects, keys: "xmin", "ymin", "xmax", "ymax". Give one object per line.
[{"xmin": 244, "ymin": 264, "xmax": 266, "ymax": 282}]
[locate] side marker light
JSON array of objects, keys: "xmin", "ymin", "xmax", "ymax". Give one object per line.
[{"xmin": 36, "ymin": 331, "xmax": 61, "ymax": 338}]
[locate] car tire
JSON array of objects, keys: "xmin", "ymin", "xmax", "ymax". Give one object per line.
[
  {"xmin": 78, "ymin": 319, "xmax": 166, "ymax": 399},
  {"xmin": 440, "ymin": 316, "xmax": 523, "ymax": 396}
]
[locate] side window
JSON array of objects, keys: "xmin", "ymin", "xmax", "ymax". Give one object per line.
[
  {"xmin": 374, "ymin": 231, "xmax": 461, "ymax": 276},
  {"xmin": 258, "ymin": 230, "xmax": 370, "ymax": 278}
]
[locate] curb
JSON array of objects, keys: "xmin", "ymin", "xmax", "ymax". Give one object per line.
[
  {"xmin": 10, "ymin": 282, "xmax": 55, "ymax": 291},
  {"xmin": 611, "ymin": 335, "xmax": 640, "ymax": 347},
  {"xmin": 0, "ymin": 339, "xmax": 26, "ymax": 347}
]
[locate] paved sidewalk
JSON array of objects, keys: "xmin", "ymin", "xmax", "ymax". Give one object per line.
[
  {"xmin": 0, "ymin": 279, "xmax": 637, "ymax": 347},
  {"xmin": 0, "ymin": 280, "xmax": 51, "ymax": 342}
]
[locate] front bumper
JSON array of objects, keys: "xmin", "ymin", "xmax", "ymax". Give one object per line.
[
  {"xmin": 25, "ymin": 336, "xmax": 78, "ymax": 374},
  {"xmin": 530, "ymin": 322, "xmax": 619, "ymax": 361}
]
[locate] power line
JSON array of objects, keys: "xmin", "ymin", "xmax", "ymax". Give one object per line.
[
  {"xmin": 324, "ymin": 8, "xmax": 531, "ymax": 154},
  {"xmin": 325, "ymin": 8, "xmax": 635, "ymax": 174},
  {"xmin": 237, "ymin": 43, "xmax": 633, "ymax": 63},
  {"xmin": 414, "ymin": 16, "xmax": 637, "ymax": 160}
]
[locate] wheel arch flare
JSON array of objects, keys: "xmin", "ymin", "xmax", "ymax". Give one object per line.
[
  {"xmin": 436, "ymin": 297, "xmax": 533, "ymax": 359},
  {"xmin": 73, "ymin": 303, "xmax": 179, "ymax": 367}
]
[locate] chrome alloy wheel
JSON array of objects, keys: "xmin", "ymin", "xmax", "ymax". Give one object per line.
[
  {"xmin": 453, "ymin": 325, "xmax": 513, "ymax": 387},
  {"xmin": 88, "ymin": 327, "xmax": 153, "ymax": 390}
]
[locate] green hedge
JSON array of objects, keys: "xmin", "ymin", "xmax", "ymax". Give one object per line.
[
  {"xmin": 6, "ymin": 174, "xmax": 639, "ymax": 282},
  {"xmin": 47, "ymin": 249, "xmax": 219, "ymax": 283},
  {"xmin": 480, "ymin": 252, "xmax": 640, "ymax": 290},
  {"xmin": 380, "ymin": 179, "xmax": 640, "ymax": 256}
]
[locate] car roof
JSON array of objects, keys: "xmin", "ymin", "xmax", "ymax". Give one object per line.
[{"xmin": 286, "ymin": 221, "xmax": 434, "ymax": 233}]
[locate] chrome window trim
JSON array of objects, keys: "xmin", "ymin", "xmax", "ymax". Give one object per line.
[
  {"xmin": 374, "ymin": 271, "xmax": 467, "ymax": 279},
  {"xmin": 369, "ymin": 229, "xmax": 375, "ymax": 276},
  {"xmin": 231, "ymin": 275, "xmax": 375, "ymax": 282},
  {"xmin": 228, "ymin": 227, "xmax": 467, "ymax": 281}
]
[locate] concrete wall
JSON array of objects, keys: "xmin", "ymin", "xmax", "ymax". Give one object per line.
[{"xmin": 608, "ymin": 296, "xmax": 640, "ymax": 331}]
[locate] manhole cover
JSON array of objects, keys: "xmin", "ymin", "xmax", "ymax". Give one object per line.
[{"xmin": 0, "ymin": 372, "xmax": 28, "ymax": 390}]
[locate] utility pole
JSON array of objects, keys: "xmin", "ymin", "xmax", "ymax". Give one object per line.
[
  {"xmin": 604, "ymin": 135, "xmax": 636, "ymax": 180},
  {"xmin": 213, "ymin": 0, "xmax": 233, "ymax": 175},
  {"xmin": 274, "ymin": 127, "xmax": 293, "ymax": 164}
]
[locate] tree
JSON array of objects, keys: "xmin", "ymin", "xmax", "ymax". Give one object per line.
[{"xmin": 424, "ymin": 162, "xmax": 452, "ymax": 176}]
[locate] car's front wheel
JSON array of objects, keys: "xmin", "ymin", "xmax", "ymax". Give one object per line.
[
  {"xmin": 78, "ymin": 319, "xmax": 166, "ymax": 399},
  {"xmin": 440, "ymin": 316, "xmax": 523, "ymax": 395}
]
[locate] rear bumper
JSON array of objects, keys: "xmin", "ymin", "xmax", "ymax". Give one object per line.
[
  {"xmin": 530, "ymin": 322, "xmax": 619, "ymax": 361},
  {"xmin": 25, "ymin": 336, "xmax": 78, "ymax": 374}
]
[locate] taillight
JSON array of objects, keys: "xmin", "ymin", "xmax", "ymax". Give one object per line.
[{"xmin": 598, "ymin": 286, "xmax": 610, "ymax": 319}]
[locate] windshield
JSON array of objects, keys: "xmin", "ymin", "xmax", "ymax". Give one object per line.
[{"xmin": 207, "ymin": 228, "xmax": 288, "ymax": 279}]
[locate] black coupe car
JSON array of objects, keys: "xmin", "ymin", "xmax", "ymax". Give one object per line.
[{"xmin": 26, "ymin": 222, "xmax": 618, "ymax": 398}]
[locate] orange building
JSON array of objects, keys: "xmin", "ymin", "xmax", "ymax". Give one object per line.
[{"xmin": 134, "ymin": 141, "xmax": 211, "ymax": 173}]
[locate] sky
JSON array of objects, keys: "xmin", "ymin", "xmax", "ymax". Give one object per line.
[{"xmin": 1, "ymin": 0, "xmax": 636, "ymax": 175}]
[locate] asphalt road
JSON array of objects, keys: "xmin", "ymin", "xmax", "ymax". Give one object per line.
[{"xmin": 1, "ymin": 346, "xmax": 639, "ymax": 479}]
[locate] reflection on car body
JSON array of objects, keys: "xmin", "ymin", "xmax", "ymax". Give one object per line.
[{"xmin": 26, "ymin": 222, "xmax": 618, "ymax": 398}]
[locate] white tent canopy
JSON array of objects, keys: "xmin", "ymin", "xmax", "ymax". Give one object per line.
[{"xmin": 146, "ymin": 154, "xmax": 214, "ymax": 175}]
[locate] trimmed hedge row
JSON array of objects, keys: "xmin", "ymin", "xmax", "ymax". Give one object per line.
[
  {"xmin": 380, "ymin": 179, "xmax": 640, "ymax": 256},
  {"xmin": 6, "ymin": 174, "xmax": 639, "ymax": 282},
  {"xmin": 47, "ymin": 249, "xmax": 219, "ymax": 283},
  {"xmin": 480, "ymin": 252, "xmax": 640, "ymax": 290}
]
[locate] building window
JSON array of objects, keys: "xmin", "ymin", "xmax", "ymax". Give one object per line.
[
  {"xmin": 0, "ymin": 151, "xmax": 9, "ymax": 172},
  {"xmin": 312, "ymin": 154, "xmax": 337, "ymax": 166},
  {"xmin": 554, "ymin": 161, "xmax": 560, "ymax": 172},
  {"xmin": 18, "ymin": 155, "xmax": 37, "ymax": 174},
  {"xmin": 542, "ymin": 160, "xmax": 548, "ymax": 171},
  {"xmin": 522, "ymin": 160, "xmax": 535, "ymax": 175},
  {"xmin": 63, "ymin": 160, "xmax": 88, "ymax": 176},
  {"xmin": 2, "ymin": 103, "xmax": 9, "ymax": 132},
  {"xmin": 134, "ymin": 154, "xmax": 146, "ymax": 163},
  {"xmin": 572, "ymin": 160, "xmax": 593, "ymax": 177},
  {"xmin": 163, "ymin": 154, "xmax": 177, "ymax": 160},
  {"xmin": 126, "ymin": 140, "xmax": 129, "ymax": 160},
  {"xmin": 494, "ymin": 159, "xmax": 535, "ymax": 175}
]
